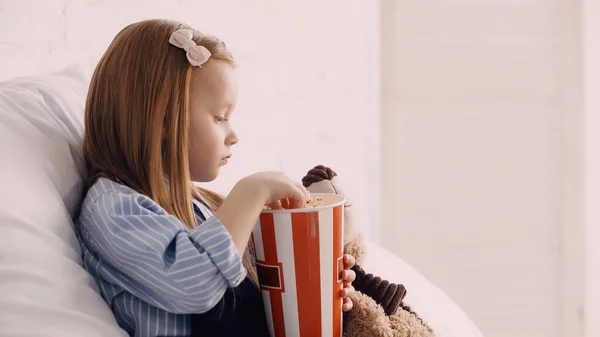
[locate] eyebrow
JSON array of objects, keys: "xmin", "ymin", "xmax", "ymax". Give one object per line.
[{"xmin": 223, "ymin": 103, "xmax": 235, "ymax": 116}]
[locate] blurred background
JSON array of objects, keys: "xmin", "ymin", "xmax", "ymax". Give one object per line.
[{"xmin": 0, "ymin": 1, "xmax": 598, "ymax": 337}]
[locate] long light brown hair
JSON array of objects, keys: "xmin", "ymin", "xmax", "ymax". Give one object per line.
[{"xmin": 83, "ymin": 19, "xmax": 258, "ymax": 287}]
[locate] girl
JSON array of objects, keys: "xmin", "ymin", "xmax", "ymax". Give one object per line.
[{"xmin": 75, "ymin": 19, "xmax": 356, "ymax": 337}]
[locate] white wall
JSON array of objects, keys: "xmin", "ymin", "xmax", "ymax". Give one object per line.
[
  {"xmin": 381, "ymin": 1, "xmax": 565, "ymax": 336},
  {"xmin": 583, "ymin": 0, "xmax": 600, "ymax": 335},
  {"xmin": 559, "ymin": 0, "xmax": 585, "ymax": 336},
  {"xmin": 0, "ymin": 0, "xmax": 380, "ymax": 239}
]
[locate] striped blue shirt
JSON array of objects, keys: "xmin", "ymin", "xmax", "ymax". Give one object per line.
[{"xmin": 75, "ymin": 178, "xmax": 248, "ymax": 337}]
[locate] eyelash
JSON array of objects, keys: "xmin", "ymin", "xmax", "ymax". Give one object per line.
[{"xmin": 214, "ymin": 116, "xmax": 228, "ymax": 123}]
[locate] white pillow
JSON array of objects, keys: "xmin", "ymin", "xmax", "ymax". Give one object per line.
[
  {"xmin": 362, "ymin": 240, "xmax": 484, "ymax": 337},
  {"xmin": 0, "ymin": 65, "xmax": 128, "ymax": 337}
]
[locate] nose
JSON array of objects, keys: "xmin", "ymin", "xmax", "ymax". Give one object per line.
[{"xmin": 227, "ymin": 127, "xmax": 239, "ymax": 146}]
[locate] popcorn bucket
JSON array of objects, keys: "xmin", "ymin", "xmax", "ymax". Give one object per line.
[{"xmin": 250, "ymin": 193, "xmax": 345, "ymax": 337}]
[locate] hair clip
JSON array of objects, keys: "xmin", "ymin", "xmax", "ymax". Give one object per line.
[{"xmin": 169, "ymin": 29, "xmax": 211, "ymax": 67}]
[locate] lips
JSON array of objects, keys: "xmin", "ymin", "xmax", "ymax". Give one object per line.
[{"xmin": 221, "ymin": 154, "xmax": 232, "ymax": 165}]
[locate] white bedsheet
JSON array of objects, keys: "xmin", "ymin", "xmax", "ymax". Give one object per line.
[{"xmin": 362, "ymin": 240, "xmax": 484, "ymax": 337}]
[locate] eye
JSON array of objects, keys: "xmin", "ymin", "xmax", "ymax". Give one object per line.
[{"xmin": 214, "ymin": 116, "xmax": 228, "ymax": 123}]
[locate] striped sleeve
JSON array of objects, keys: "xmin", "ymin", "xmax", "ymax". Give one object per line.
[{"xmin": 84, "ymin": 191, "xmax": 247, "ymax": 315}]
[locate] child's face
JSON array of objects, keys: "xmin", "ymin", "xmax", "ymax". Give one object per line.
[{"xmin": 188, "ymin": 60, "xmax": 239, "ymax": 182}]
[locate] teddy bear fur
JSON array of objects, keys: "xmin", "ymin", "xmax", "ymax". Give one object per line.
[
  {"xmin": 302, "ymin": 165, "xmax": 436, "ymax": 337},
  {"xmin": 343, "ymin": 234, "xmax": 435, "ymax": 337}
]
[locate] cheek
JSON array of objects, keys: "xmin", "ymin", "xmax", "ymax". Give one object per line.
[
  {"xmin": 189, "ymin": 116, "xmax": 209, "ymax": 146},
  {"xmin": 189, "ymin": 131, "xmax": 209, "ymax": 157},
  {"xmin": 188, "ymin": 132, "xmax": 211, "ymax": 178},
  {"xmin": 188, "ymin": 123, "xmax": 207, "ymax": 162},
  {"xmin": 188, "ymin": 121, "xmax": 220, "ymax": 157}
]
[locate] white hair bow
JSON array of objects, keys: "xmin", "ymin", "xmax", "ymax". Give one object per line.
[{"xmin": 169, "ymin": 29, "xmax": 211, "ymax": 67}]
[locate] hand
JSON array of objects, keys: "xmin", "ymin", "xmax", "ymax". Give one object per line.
[
  {"xmin": 340, "ymin": 254, "xmax": 356, "ymax": 312},
  {"xmin": 215, "ymin": 171, "xmax": 309, "ymax": 255},
  {"xmin": 242, "ymin": 171, "xmax": 310, "ymax": 209}
]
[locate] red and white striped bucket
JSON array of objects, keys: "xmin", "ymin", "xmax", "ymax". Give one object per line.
[{"xmin": 250, "ymin": 193, "xmax": 345, "ymax": 337}]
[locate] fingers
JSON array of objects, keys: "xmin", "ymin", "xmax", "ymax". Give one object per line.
[
  {"xmin": 341, "ymin": 283, "xmax": 355, "ymax": 312},
  {"xmin": 287, "ymin": 181, "xmax": 308, "ymax": 209},
  {"xmin": 341, "ymin": 269, "xmax": 356, "ymax": 284},
  {"xmin": 280, "ymin": 198, "xmax": 291, "ymax": 209},
  {"xmin": 266, "ymin": 197, "xmax": 299, "ymax": 210},
  {"xmin": 266, "ymin": 200, "xmax": 282, "ymax": 210},
  {"xmin": 264, "ymin": 178, "xmax": 310, "ymax": 210},
  {"xmin": 343, "ymin": 254, "xmax": 356, "ymax": 270},
  {"xmin": 296, "ymin": 181, "xmax": 311, "ymax": 202},
  {"xmin": 293, "ymin": 181, "xmax": 310, "ymax": 206},
  {"xmin": 341, "ymin": 285, "xmax": 355, "ymax": 298},
  {"xmin": 342, "ymin": 298, "xmax": 353, "ymax": 312},
  {"xmin": 287, "ymin": 187, "xmax": 305, "ymax": 209}
]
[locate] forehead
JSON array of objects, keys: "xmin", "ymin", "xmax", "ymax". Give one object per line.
[{"xmin": 189, "ymin": 60, "xmax": 237, "ymax": 109}]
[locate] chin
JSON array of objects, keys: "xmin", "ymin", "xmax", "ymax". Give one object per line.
[{"xmin": 190, "ymin": 169, "xmax": 220, "ymax": 183}]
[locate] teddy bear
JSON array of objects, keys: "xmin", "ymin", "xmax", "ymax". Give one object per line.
[{"xmin": 301, "ymin": 165, "xmax": 436, "ymax": 337}]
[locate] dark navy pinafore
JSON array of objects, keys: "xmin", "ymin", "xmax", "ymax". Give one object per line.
[{"xmin": 190, "ymin": 203, "xmax": 270, "ymax": 337}]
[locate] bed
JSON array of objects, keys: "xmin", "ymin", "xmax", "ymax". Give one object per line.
[{"xmin": 0, "ymin": 65, "xmax": 483, "ymax": 337}]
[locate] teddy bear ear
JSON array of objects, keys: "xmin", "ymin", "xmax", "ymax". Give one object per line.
[{"xmin": 302, "ymin": 165, "xmax": 337, "ymax": 187}]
